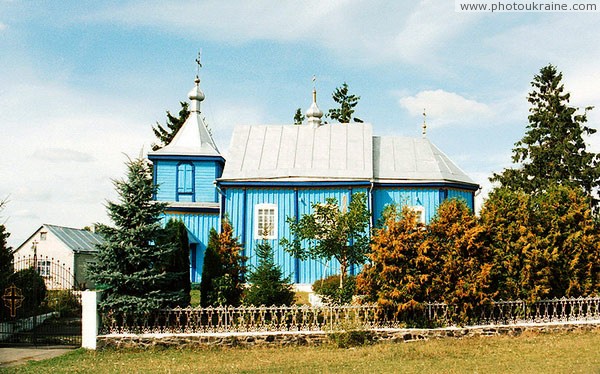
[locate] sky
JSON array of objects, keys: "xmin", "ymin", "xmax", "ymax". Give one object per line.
[{"xmin": 1, "ymin": 0, "xmax": 600, "ymax": 249}]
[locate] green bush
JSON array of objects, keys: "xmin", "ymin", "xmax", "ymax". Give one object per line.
[
  {"xmin": 47, "ymin": 290, "xmax": 81, "ymax": 317},
  {"xmin": 312, "ymin": 275, "xmax": 356, "ymax": 304},
  {"xmin": 7, "ymin": 268, "xmax": 48, "ymax": 317}
]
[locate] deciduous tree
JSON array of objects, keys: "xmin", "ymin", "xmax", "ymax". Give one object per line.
[{"xmin": 281, "ymin": 193, "xmax": 370, "ymax": 289}]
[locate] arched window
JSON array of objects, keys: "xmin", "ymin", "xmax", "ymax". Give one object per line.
[{"xmin": 176, "ymin": 162, "xmax": 194, "ymax": 201}]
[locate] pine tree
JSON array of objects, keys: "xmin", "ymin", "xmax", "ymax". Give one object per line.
[
  {"xmin": 293, "ymin": 108, "xmax": 305, "ymax": 125},
  {"xmin": 157, "ymin": 219, "xmax": 191, "ymax": 307},
  {"xmin": 491, "ymin": 64, "xmax": 600, "ymax": 208},
  {"xmin": 151, "ymin": 102, "xmax": 190, "ymax": 151},
  {"xmin": 328, "ymin": 82, "xmax": 363, "ymax": 123},
  {"xmin": 90, "ymin": 158, "xmax": 181, "ymax": 314},
  {"xmin": 244, "ymin": 240, "xmax": 295, "ymax": 306}
]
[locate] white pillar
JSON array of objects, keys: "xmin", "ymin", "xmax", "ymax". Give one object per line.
[{"xmin": 81, "ymin": 290, "xmax": 100, "ymax": 350}]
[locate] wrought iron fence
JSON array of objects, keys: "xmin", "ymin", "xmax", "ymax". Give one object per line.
[{"xmin": 99, "ymin": 296, "xmax": 600, "ymax": 335}]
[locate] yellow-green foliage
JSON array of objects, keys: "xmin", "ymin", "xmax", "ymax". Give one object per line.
[
  {"xmin": 427, "ymin": 199, "xmax": 495, "ymax": 323},
  {"xmin": 359, "ymin": 191, "xmax": 600, "ymax": 324},
  {"xmin": 481, "ymin": 186, "xmax": 600, "ymax": 302}
]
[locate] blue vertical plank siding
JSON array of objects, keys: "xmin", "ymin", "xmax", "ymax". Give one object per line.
[
  {"xmin": 154, "ymin": 159, "xmax": 220, "ymax": 203},
  {"xmin": 154, "ymin": 161, "xmax": 178, "ymax": 201},
  {"xmin": 447, "ymin": 188, "xmax": 475, "ymax": 210},
  {"xmin": 194, "ymin": 162, "xmax": 219, "ymax": 203},
  {"xmin": 373, "ymin": 187, "xmax": 441, "ymax": 224},
  {"xmin": 223, "ymin": 186, "xmax": 372, "ymax": 285},
  {"xmin": 162, "ymin": 211, "xmax": 220, "ymax": 282}
]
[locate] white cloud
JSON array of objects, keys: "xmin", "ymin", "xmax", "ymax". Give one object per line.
[
  {"xmin": 0, "ymin": 22, "xmax": 7, "ymax": 30},
  {"xmin": 399, "ymin": 89, "xmax": 492, "ymax": 127},
  {"xmin": 85, "ymin": 0, "xmax": 477, "ymax": 66},
  {"xmin": 33, "ymin": 148, "xmax": 95, "ymax": 163}
]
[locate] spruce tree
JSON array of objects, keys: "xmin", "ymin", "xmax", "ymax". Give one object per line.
[
  {"xmin": 151, "ymin": 102, "xmax": 190, "ymax": 151},
  {"xmin": 90, "ymin": 158, "xmax": 181, "ymax": 314},
  {"xmin": 491, "ymin": 64, "xmax": 600, "ymax": 208},
  {"xmin": 244, "ymin": 240, "xmax": 295, "ymax": 306}
]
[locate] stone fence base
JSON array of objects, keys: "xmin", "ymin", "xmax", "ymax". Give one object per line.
[{"xmin": 97, "ymin": 320, "xmax": 600, "ymax": 349}]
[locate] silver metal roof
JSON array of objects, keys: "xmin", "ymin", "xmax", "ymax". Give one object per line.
[
  {"xmin": 44, "ymin": 224, "xmax": 103, "ymax": 253},
  {"xmin": 219, "ymin": 123, "xmax": 476, "ymax": 187},
  {"xmin": 148, "ymin": 79, "xmax": 221, "ymax": 158},
  {"xmin": 220, "ymin": 123, "xmax": 373, "ymax": 181},
  {"xmin": 373, "ymin": 136, "xmax": 477, "ymax": 186}
]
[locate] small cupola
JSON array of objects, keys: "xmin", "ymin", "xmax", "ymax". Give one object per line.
[
  {"xmin": 188, "ymin": 77, "xmax": 205, "ymax": 112},
  {"xmin": 306, "ymin": 88, "xmax": 323, "ymax": 128}
]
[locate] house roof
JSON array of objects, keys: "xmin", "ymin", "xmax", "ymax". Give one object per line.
[
  {"xmin": 220, "ymin": 123, "xmax": 373, "ymax": 181},
  {"xmin": 218, "ymin": 123, "xmax": 477, "ymax": 188},
  {"xmin": 44, "ymin": 224, "xmax": 103, "ymax": 253}
]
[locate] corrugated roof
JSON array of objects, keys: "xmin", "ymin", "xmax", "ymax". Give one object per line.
[
  {"xmin": 220, "ymin": 124, "xmax": 373, "ymax": 181},
  {"xmin": 373, "ymin": 136, "xmax": 477, "ymax": 186},
  {"xmin": 44, "ymin": 224, "xmax": 103, "ymax": 253}
]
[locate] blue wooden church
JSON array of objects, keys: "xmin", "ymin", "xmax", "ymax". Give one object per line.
[{"xmin": 148, "ymin": 73, "xmax": 479, "ymax": 287}]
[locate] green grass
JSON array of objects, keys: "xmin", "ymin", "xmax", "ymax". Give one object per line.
[{"xmin": 4, "ymin": 329, "xmax": 600, "ymax": 373}]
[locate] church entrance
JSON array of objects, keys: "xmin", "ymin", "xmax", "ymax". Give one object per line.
[{"xmin": 0, "ymin": 257, "xmax": 82, "ymax": 347}]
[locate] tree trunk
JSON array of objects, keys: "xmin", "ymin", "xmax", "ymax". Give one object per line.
[{"xmin": 339, "ymin": 259, "xmax": 347, "ymax": 289}]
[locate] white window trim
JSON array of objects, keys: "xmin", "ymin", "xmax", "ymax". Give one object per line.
[
  {"xmin": 409, "ymin": 205, "xmax": 426, "ymax": 224},
  {"xmin": 255, "ymin": 203, "xmax": 278, "ymax": 239}
]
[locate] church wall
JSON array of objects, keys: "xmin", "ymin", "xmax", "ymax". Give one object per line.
[
  {"xmin": 372, "ymin": 187, "xmax": 441, "ymax": 225},
  {"xmin": 154, "ymin": 160, "xmax": 220, "ymax": 203},
  {"xmin": 447, "ymin": 188, "xmax": 475, "ymax": 210},
  {"xmin": 154, "ymin": 161, "xmax": 177, "ymax": 201},
  {"xmin": 194, "ymin": 161, "xmax": 220, "ymax": 203},
  {"xmin": 223, "ymin": 186, "xmax": 369, "ymax": 285},
  {"xmin": 162, "ymin": 211, "xmax": 220, "ymax": 283}
]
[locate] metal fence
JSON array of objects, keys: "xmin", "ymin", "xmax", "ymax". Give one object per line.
[{"xmin": 99, "ymin": 296, "xmax": 600, "ymax": 335}]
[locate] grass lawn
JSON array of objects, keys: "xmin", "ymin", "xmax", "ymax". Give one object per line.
[{"xmin": 4, "ymin": 329, "xmax": 600, "ymax": 373}]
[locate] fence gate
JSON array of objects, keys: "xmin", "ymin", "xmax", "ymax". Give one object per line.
[{"xmin": 0, "ymin": 256, "xmax": 82, "ymax": 347}]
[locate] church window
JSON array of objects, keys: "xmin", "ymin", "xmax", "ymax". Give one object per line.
[
  {"xmin": 40, "ymin": 232, "xmax": 47, "ymax": 241},
  {"xmin": 177, "ymin": 162, "xmax": 194, "ymax": 199},
  {"xmin": 409, "ymin": 206, "xmax": 426, "ymax": 224},
  {"xmin": 255, "ymin": 204, "xmax": 277, "ymax": 239}
]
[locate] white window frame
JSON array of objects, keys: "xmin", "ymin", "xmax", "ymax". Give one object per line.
[
  {"xmin": 409, "ymin": 206, "xmax": 426, "ymax": 225},
  {"xmin": 255, "ymin": 203, "xmax": 278, "ymax": 239},
  {"xmin": 37, "ymin": 260, "xmax": 51, "ymax": 277}
]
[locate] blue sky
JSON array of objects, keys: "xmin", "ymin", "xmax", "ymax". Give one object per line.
[{"xmin": 1, "ymin": 1, "xmax": 600, "ymax": 248}]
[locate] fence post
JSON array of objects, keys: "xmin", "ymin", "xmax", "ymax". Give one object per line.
[{"xmin": 82, "ymin": 290, "xmax": 100, "ymax": 350}]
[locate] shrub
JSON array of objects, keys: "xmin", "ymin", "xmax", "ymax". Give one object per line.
[
  {"xmin": 46, "ymin": 290, "xmax": 81, "ymax": 317},
  {"xmin": 312, "ymin": 275, "xmax": 356, "ymax": 304},
  {"xmin": 7, "ymin": 268, "xmax": 48, "ymax": 317}
]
